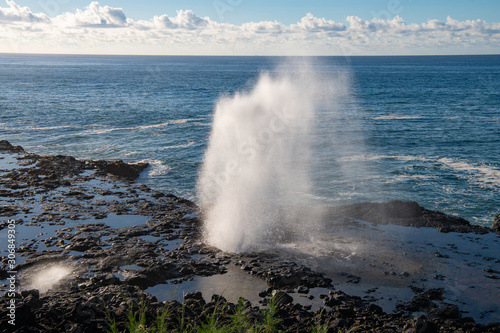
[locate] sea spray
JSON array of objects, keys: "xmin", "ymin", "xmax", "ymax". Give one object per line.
[
  {"xmin": 23, "ymin": 264, "xmax": 72, "ymax": 293},
  {"xmin": 197, "ymin": 62, "xmax": 348, "ymax": 253}
]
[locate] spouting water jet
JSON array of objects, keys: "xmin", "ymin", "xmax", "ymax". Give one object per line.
[{"xmin": 197, "ymin": 61, "xmax": 348, "ymax": 253}]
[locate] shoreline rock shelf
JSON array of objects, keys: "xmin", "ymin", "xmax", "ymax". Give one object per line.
[{"xmin": 0, "ymin": 141, "xmax": 499, "ymax": 332}]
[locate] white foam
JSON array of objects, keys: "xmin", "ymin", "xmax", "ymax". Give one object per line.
[
  {"xmin": 139, "ymin": 159, "xmax": 171, "ymax": 177},
  {"xmin": 163, "ymin": 141, "xmax": 195, "ymax": 149},
  {"xmin": 27, "ymin": 125, "xmax": 74, "ymax": 130},
  {"xmin": 438, "ymin": 158, "xmax": 500, "ymax": 189},
  {"xmin": 84, "ymin": 118, "xmax": 203, "ymax": 135},
  {"xmin": 373, "ymin": 114, "xmax": 424, "ymax": 120},
  {"xmin": 341, "ymin": 154, "xmax": 500, "ymax": 189},
  {"xmin": 340, "ymin": 154, "xmax": 433, "ymax": 162}
]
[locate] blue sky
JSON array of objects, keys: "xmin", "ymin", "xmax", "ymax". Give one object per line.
[{"xmin": 1, "ymin": 0, "xmax": 499, "ymax": 55}]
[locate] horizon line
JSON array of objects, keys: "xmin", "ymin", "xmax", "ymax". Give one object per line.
[{"xmin": 1, "ymin": 52, "xmax": 500, "ymax": 57}]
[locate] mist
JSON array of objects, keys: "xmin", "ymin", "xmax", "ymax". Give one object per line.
[{"xmin": 197, "ymin": 60, "xmax": 356, "ymax": 253}]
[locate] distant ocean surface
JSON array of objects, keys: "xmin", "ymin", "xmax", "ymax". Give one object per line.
[{"xmin": 0, "ymin": 54, "xmax": 498, "ymax": 226}]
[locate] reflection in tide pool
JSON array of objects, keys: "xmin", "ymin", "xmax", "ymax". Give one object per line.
[{"xmin": 146, "ymin": 264, "xmax": 268, "ymax": 305}]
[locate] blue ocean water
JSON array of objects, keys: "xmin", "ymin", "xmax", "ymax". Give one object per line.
[{"xmin": 0, "ymin": 54, "xmax": 498, "ymax": 226}]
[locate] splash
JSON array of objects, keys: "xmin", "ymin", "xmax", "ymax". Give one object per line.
[
  {"xmin": 23, "ymin": 264, "xmax": 72, "ymax": 293},
  {"xmin": 197, "ymin": 61, "xmax": 348, "ymax": 252}
]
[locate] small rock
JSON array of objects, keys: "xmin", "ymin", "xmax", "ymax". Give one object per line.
[
  {"xmin": 21, "ymin": 289, "xmax": 40, "ymax": 299},
  {"xmin": 324, "ymin": 296, "xmax": 342, "ymax": 307},
  {"xmin": 413, "ymin": 315, "xmax": 438, "ymax": 333},
  {"xmin": 271, "ymin": 291, "xmax": 293, "ymax": 306},
  {"xmin": 297, "ymin": 285, "xmax": 309, "ymax": 294},
  {"xmin": 184, "ymin": 291, "xmax": 204, "ymax": 302},
  {"xmin": 367, "ymin": 303, "xmax": 384, "ymax": 315},
  {"xmin": 430, "ymin": 304, "xmax": 462, "ymax": 319},
  {"xmin": 259, "ymin": 288, "xmax": 272, "ymax": 298},
  {"xmin": 434, "ymin": 252, "xmax": 450, "ymax": 259}
]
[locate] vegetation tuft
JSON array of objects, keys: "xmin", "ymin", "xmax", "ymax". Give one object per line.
[{"xmin": 104, "ymin": 293, "xmax": 331, "ymax": 333}]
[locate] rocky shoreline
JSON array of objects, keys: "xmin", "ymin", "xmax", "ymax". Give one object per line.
[{"xmin": 0, "ymin": 140, "xmax": 499, "ymax": 332}]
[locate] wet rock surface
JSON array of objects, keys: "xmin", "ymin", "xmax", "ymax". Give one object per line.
[
  {"xmin": 493, "ymin": 214, "xmax": 500, "ymax": 234},
  {"xmin": 0, "ymin": 141, "xmax": 499, "ymax": 332},
  {"xmin": 328, "ymin": 200, "xmax": 496, "ymax": 234}
]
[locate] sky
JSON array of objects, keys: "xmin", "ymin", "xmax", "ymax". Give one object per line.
[{"xmin": 1, "ymin": 0, "xmax": 499, "ymax": 55}]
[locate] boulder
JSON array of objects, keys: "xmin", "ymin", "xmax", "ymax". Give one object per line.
[
  {"xmin": 0, "ymin": 140, "xmax": 24, "ymax": 153},
  {"xmin": 93, "ymin": 160, "xmax": 149, "ymax": 180},
  {"xmin": 328, "ymin": 200, "xmax": 491, "ymax": 234},
  {"xmin": 492, "ymin": 213, "xmax": 500, "ymax": 234}
]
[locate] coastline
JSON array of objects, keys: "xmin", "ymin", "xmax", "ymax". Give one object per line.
[{"xmin": 0, "ymin": 140, "xmax": 499, "ymax": 332}]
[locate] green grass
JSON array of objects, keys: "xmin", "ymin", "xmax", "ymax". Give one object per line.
[
  {"xmin": 106, "ymin": 294, "xmax": 286, "ymax": 333},
  {"xmin": 310, "ymin": 308, "xmax": 330, "ymax": 333}
]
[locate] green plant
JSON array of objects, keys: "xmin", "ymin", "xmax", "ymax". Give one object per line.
[
  {"xmin": 340, "ymin": 325, "xmax": 364, "ymax": 333},
  {"xmin": 175, "ymin": 298, "xmax": 190, "ymax": 333},
  {"xmin": 105, "ymin": 310, "xmax": 120, "ymax": 333},
  {"xmin": 230, "ymin": 298, "xmax": 251, "ymax": 332},
  {"xmin": 258, "ymin": 295, "xmax": 280, "ymax": 333},
  {"xmin": 105, "ymin": 292, "xmax": 290, "ymax": 333},
  {"xmin": 196, "ymin": 295, "xmax": 230, "ymax": 333},
  {"xmin": 126, "ymin": 297, "xmax": 148, "ymax": 333},
  {"xmin": 311, "ymin": 308, "xmax": 330, "ymax": 333},
  {"xmin": 150, "ymin": 304, "xmax": 173, "ymax": 333}
]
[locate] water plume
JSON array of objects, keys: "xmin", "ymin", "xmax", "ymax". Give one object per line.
[
  {"xmin": 198, "ymin": 60, "xmax": 349, "ymax": 253},
  {"xmin": 23, "ymin": 264, "xmax": 72, "ymax": 294}
]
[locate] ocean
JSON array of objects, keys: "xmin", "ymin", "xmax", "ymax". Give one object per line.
[{"xmin": 0, "ymin": 54, "xmax": 498, "ymax": 227}]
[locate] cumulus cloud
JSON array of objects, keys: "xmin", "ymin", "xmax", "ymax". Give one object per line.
[
  {"xmin": 53, "ymin": 2, "xmax": 130, "ymax": 27},
  {"xmin": 0, "ymin": 1, "xmax": 498, "ymax": 55},
  {"xmin": 422, "ymin": 16, "xmax": 500, "ymax": 34},
  {"xmin": 149, "ymin": 10, "xmax": 209, "ymax": 30},
  {"xmin": 293, "ymin": 13, "xmax": 346, "ymax": 31},
  {"xmin": 0, "ymin": 0, "xmax": 49, "ymax": 23},
  {"xmin": 242, "ymin": 20, "xmax": 284, "ymax": 33}
]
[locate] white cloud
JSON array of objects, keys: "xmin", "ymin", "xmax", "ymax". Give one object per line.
[
  {"xmin": 422, "ymin": 16, "xmax": 500, "ymax": 34},
  {"xmin": 293, "ymin": 13, "xmax": 346, "ymax": 31},
  {"xmin": 149, "ymin": 10, "xmax": 209, "ymax": 30},
  {"xmin": 0, "ymin": 1, "xmax": 498, "ymax": 55},
  {"xmin": 53, "ymin": 2, "xmax": 130, "ymax": 27},
  {"xmin": 242, "ymin": 20, "xmax": 284, "ymax": 33},
  {"xmin": 0, "ymin": 0, "xmax": 49, "ymax": 23},
  {"xmin": 346, "ymin": 15, "xmax": 420, "ymax": 34}
]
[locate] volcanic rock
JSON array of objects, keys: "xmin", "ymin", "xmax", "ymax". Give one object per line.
[
  {"xmin": 0, "ymin": 140, "xmax": 24, "ymax": 153},
  {"xmin": 1, "ymin": 142, "xmax": 499, "ymax": 333},
  {"xmin": 91, "ymin": 160, "xmax": 149, "ymax": 180},
  {"xmin": 328, "ymin": 200, "xmax": 492, "ymax": 234},
  {"xmin": 271, "ymin": 291, "xmax": 294, "ymax": 306},
  {"xmin": 493, "ymin": 213, "xmax": 500, "ymax": 234}
]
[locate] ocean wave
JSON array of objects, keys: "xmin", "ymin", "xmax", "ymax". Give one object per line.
[
  {"xmin": 373, "ymin": 114, "xmax": 424, "ymax": 120},
  {"xmin": 26, "ymin": 125, "xmax": 75, "ymax": 130},
  {"xmin": 343, "ymin": 154, "xmax": 500, "ymax": 189},
  {"xmin": 139, "ymin": 159, "xmax": 171, "ymax": 177},
  {"xmin": 163, "ymin": 141, "xmax": 195, "ymax": 149},
  {"xmin": 84, "ymin": 118, "xmax": 205, "ymax": 135},
  {"xmin": 123, "ymin": 151, "xmax": 140, "ymax": 157},
  {"xmin": 438, "ymin": 158, "xmax": 500, "ymax": 189},
  {"xmin": 338, "ymin": 191, "xmax": 363, "ymax": 197},
  {"xmin": 393, "ymin": 174, "xmax": 436, "ymax": 181},
  {"xmin": 340, "ymin": 154, "xmax": 433, "ymax": 162}
]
